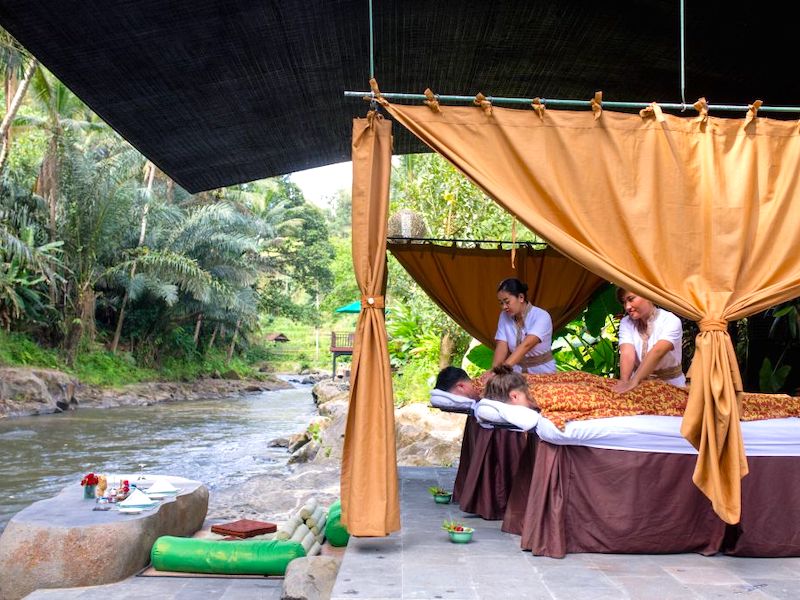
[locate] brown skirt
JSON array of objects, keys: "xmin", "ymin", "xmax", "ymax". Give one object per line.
[
  {"xmin": 519, "ymin": 443, "xmax": 725, "ymax": 557},
  {"xmin": 723, "ymin": 455, "xmax": 800, "ymax": 557},
  {"xmin": 457, "ymin": 425, "xmax": 528, "ymax": 520},
  {"xmin": 501, "ymin": 432, "xmax": 537, "ymax": 535}
]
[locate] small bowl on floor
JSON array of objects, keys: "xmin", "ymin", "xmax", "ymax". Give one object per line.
[
  {"xmin": 433, "ymin": 493, "xmax": 452, "ymax": 504},
  {"xmin": 448, "ymin": 528, "xmax": 474, "ymax": 543}
]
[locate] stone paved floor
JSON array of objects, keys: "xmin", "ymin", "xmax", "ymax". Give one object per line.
[
  {"xmin": 331, "ymin": 466, "xmax": 800, "ymax": 600},
  {"xmin": 24, "ymin": 466, "xmax": 800, "ymax": 599},
  {"xmin": 25, "ymin": 576, "xmax": 283, "ymax": 599}
]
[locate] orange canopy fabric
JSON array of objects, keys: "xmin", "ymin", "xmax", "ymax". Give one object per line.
[
  {"xmin": 340, "ymin": 114, "xmax": 401, "ymax": 536},
  {"xmin": 388, "ymin": 243, "xmax": 605, "ymax": 347},
  {"xmin": 381, "ymin": 99, "xmax": 800, "ymax": 524}
]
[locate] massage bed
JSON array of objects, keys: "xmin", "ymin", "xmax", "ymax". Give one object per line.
[
  {"xmin": 475, "ymin": 397, "xmax": 800, "ymax": 558},
  {"xmin": 430, "ymin": 390, "xmax": 529, "ymax": 520}
]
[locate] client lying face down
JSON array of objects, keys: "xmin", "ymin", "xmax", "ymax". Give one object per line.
[{"xmin": 484, "ymin": 365, "xmax": 540, "ymax": 411}]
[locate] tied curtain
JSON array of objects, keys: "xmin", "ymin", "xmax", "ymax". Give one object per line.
[
  {"xmin": 381, "ymin": 100, "xmax": 800, "ymax": 524},
  {"xmin": 388, "ymin": 243, "xmax": 605, "ymax": 347},
  {"xmin": 340, "ymin": 114, "xmax": 400, "ymax": 536}
]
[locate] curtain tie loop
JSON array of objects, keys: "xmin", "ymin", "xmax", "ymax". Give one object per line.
[
  {"xmin": 474, "ymin": 92, "xmax": 493, "ymax": 115},
  {"xmin": 590, "ymin": 91, "xmax": 603, "ymax": 120},
  {"xmin": 745, "ymin": 99, "xmax": 763, "ymax": 128},
  {"xmin": 361, "ymin": 295, "xmax": 385, "ymax": 309},
  {"xmin": 423, "ymin": 88, "xmax": 441, "ymax": 113},
  {"xmin": 531, "ymin": 97, "xmax": 545, "ymax": 120},
  {"xmin": 693, "ymin": 97, "xmax": 709, "ymax": 128},
  {"xmin": 699, "ymin": 318, "xmax": 727, "ymax": 332},
  {"xmin": 511, "ymin": 217, "xmax": 517, "ymax": 268},
  {"xmin": 367, "ymin": 78, "xmax": 389, "ymax": 107},
  {"xmin": 639, "ymin": 102, "xmax": 665, "ymax": 122}
]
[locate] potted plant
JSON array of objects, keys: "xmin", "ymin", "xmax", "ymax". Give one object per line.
[
  {"xmin": 428, "ymin": 486, "xmax": 452, "ymax": 504},
  {"xmin": 442, "ymin": 519, "xmax": 474, "ymax": 543}
]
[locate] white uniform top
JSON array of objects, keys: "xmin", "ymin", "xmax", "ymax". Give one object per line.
[
  {"xmin": 494, "ymin": 304, "xmax": 556, "ymax": 374},
  {"xmin": 618, "ymin": 308, "xmax": 686, "ymax": 387}
]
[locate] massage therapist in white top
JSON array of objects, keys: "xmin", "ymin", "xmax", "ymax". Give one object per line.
[
  {"xmin": 612, "ymin": 286, "xmax": 687, "ymax": 393},
  {"xmin": 492, "ymin": 278, "xmax": 556, "ymax": 374}
]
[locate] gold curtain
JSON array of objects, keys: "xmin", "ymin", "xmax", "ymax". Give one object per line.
[
  {"xmin": 382, "ymin": 100, "xmax": 800, "ymax": 524},
  {"xmin": 340, "ymin": 114, "xmax": 400, "ymax": 536},
  {"xmin": 388, "ymin": 243, "xmax": 605, "ymax": 347}
]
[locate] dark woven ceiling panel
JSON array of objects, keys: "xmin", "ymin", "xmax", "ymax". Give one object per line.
[{"xmin": 0, "ymin": 1, "xmax": 797, "ymax": 192}]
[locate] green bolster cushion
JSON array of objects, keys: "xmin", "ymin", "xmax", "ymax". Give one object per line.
[
  {"xmin": 150, "ymin": 536, "xmax": 306, "ymax": 576},
  {"xmin": 325, "ymin": 502, "xmax": 350, "ymax": 547}
]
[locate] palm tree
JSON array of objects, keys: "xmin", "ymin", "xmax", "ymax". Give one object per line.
[{"xmin": 0, "ymin": 28, "xmax": 38, "ymax": 173}]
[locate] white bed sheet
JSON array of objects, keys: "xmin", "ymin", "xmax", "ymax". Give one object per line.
[{"xmin": 473, "ymin": 399, "xmax": 800, "ymax": 456}]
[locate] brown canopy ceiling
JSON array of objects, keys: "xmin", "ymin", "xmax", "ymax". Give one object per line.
[
  {"xmin": 1, "ymin": 1, "xmax": 799, "ymax": 192},
  {"xmin": 388, "ymin": 242, "xmax": 606, "ymax": 347}
]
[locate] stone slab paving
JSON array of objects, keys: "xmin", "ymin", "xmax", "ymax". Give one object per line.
[
  {"xmin": 25, "ymin": 576, "xmax": 283, "ymax": 599},
  {"xmin": 331, "ymin": 466, "xmax": 800, "ymax": 600}
]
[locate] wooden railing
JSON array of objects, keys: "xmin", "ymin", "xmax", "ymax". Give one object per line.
[{"xmin": 330, "ymin": 331, "xmax": 355, "ymax": 352}]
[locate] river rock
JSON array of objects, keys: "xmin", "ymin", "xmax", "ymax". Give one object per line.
[
  {"xmin": 311, "ymin": 380, "xmax": 349, "ymax": 406},
  {"xmin": 282, "ymin": 555, "xmax": 341, "ymax": 600},
  {"xmin": 289, "ymin": 440, "xmax": 320, "ymax": 464},
  {"xmin": 269, "ymin": 436, "xmax": 291, "ymax": 448},
  {"xmin": 0, "ymin": 367, "xmax": 78, "ymax": 418},
  {"xmin": 0, "ymin": 476, "xmax": 207, "ymax": 600},
  {"xmin": 288, "ymin": 432, "xmax": 311, "ymax": 453}
]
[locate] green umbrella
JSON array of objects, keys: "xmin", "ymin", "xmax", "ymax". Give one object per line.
[{"xmin": 334, "ymin": 300, "xmax": 361, "ymax": 313}]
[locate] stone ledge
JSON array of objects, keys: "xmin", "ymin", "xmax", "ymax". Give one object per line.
[{"xmin": 0, "ymin": 475, "xmax": 207, "ymax": 600}]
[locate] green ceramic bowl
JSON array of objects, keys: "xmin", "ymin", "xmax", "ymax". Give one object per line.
[
  {"xmin": 448, "ymin": 528, "xmax": 474, "ymax": 543},
  {"xmin": 433, "ymin": 494, "xmax": 452, "ymax": 504}
]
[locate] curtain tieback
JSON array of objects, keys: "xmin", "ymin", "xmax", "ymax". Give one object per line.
[
  {"xmin": 699, "ymin": 318, "xmax": 727, "ymax": 332},
  {"xmin": 424, "ymin": 88, "xmax": 441, "ymax": 113},
  {"xmin": 361, "ymin": 295, "xmax": 385, "ymax": 309},
  {"xmin": 474, "ymin": 92, "xmax": 493, "ymax": 115},
  {"xmin": 531, "ymin": 97, "xmax": 545, "ymax": 120},
  {"xmin": 590, "ymin": 91, "xmax": 603, "ymax": 120}
]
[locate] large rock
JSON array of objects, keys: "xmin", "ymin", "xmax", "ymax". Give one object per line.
[
  {"xmin": 311, "ymin": 380, "xmax": 349, "ymax": 407},
  {"xmin": 0, "ymin": 367, "xmax": 78, "ymax": 418},
  {"xmin": 395, "ymin": 404, "xmax": 465, "ymax": 467},
  {"xmin": 282, "ymin": 555, "xmax": 341, "ymax": 600},
  {"xmin": 0, "ymin": 475, "xmax": 207, "ymax": 600}
]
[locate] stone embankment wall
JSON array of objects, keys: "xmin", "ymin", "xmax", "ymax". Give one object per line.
[
  {"xmin": 0, "ymin": 367, "xmax": 79, "ymax": 418},
  {"xmin": 0, "ymin": 366, "xmax": 291, "ymax": 418}
]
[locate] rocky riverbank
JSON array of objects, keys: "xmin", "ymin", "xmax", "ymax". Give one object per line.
[
  {"xmin": 207, "ymin": 378, "xmax": 467, "ymax": 524},
  {"xmin": 0, "ymin": 366, "xmax": 295, "ymax": 418}
]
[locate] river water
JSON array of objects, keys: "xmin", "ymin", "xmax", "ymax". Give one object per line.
[{"xmin": 0, "ymin": 383, "xmax": 317, "ymax": 534}]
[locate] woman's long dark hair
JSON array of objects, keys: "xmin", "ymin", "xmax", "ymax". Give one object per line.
[{"xmin": 497, "ymin": 278, "xmax": 528, "ymax": 301}]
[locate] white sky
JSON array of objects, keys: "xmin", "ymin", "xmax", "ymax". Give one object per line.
[{"xmin": 289, "ymin": 161, "xmax": 352, "ymax": 208}]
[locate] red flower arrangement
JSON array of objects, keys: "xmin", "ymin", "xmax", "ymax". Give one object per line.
[{"xmin": 80, "ymin": 472, "xmax": 99, "ymax": 487}]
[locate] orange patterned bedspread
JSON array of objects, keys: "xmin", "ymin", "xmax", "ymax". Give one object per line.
[{"xmin": 474, "ymin": 371, "xmax": 800, "ymax": 431}]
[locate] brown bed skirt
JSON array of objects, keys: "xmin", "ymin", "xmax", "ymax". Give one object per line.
[
  {"xmin": 519, "ymin": 442, "xmax": 725, "ymax": 558},
  {"xmin": 456, "ymin": 419, "xmax": 528, "ymax": 520},
  {"xmin": 723, "ymin": 455, "xmax": 800, "ymax": 557}
]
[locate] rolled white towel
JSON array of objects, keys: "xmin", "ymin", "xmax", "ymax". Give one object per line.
[
  {"xmin": 290, "ymin": 524, "xmax": 311, "ymax": 543},
  {"xmin": 275, "ymin": 515, "xmax": 302, "ymax": 540},
  {"xmin": 301, "ymin": 530, "xmax": 316, "ymax": 552},
  {"xmin": 429, "ymin": 389, "xmax": 475, "ymax": 411},
  {"xmin": 307, "ymin": 541, "xmax": 322, "ymax": 556},
  {"xmin": 306, "ymin": 505, "xmax": 325, "ymax": 528},
  {"xmin": 300, "ymin": 498, "xmax": 318, "ymax": 519},
  {"xmin": 310, "ymin": 515, "xmax": 327, "ymax": 537},
  {"xmin": 474, "ymin": 398, "xmax": 539, "ymax": 431}
]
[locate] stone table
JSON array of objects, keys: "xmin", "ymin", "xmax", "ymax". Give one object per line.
[{"xmin": 0, "ymin": 475, "xmax": 208, "ymax": 600}]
